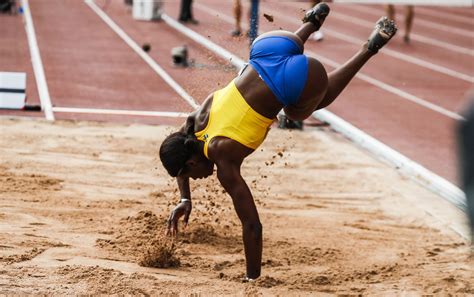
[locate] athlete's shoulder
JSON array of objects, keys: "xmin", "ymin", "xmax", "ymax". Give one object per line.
[{"xmin": 194, "ymin": 95, "xmax": 214, "ymax": 132}]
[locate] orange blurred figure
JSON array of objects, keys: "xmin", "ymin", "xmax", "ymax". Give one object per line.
[{"xmin": 386, "ymin": 4, "xmax": 414, "ymax": 43}]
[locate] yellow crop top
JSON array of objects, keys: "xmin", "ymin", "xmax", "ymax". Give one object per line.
[{"xmin": 195, "ymin": 80, "xmax": 274, "ymax": 158}]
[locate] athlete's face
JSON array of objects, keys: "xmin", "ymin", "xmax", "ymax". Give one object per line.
[{"xmin": 179, "ymin": 155, "xmax": 214, "ymax": 180}]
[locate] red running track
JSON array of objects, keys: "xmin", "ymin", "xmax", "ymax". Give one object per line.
[
  {"xmin": 0, "ymin": 1, "xmax": 473, "ymax": 187},
  {"xmin": 0, "ymin": 9, "xmax": 41, "ymax": 118}
]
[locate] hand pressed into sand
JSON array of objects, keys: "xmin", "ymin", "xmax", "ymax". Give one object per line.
[{"xmin": 166, "ymin": 200, "xmax": 192, "ymax": 236}]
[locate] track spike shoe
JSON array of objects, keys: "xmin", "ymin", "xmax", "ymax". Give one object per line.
[
  {"xmin": 302, "ymin": 2, "xmax": 330, "ymax": 31},
  {"xmin": 367, "ymin": 16, "xmax": 397, "ymax": 53}
]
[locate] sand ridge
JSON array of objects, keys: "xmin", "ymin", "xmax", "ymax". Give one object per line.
[{"xmin": 0, "ymin": 118, "xmax": 472, "ymax": 295}]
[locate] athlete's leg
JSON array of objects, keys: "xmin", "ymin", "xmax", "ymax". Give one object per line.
[
  {"xmin": 404, "ymin": 5, "xmax": 414, "ymax": 43},
  {"xmin": 253, "ymin": 2, "xmax": 329, "ymax": 49},
  {"xmin": 284, "ymin": 17, "xmax": 397, "ymax": 120},
  {"xmin": 284, "ymin": 43, "xmax": 376, "ymax": 121},
  {"xmin": 386, "ymin": 4, "xmax": 395, "ymax": 22},
  {"xmin": 232, "ymin": 0, "xmax": 242, "ymax": 36},
  {"xmin": 316, "ymin": 44, "xmax": 373, "ymax": 110},
  {"xmin": 294, "ymin": 23, "xmax": 319, "ymax": 44},
  {"xmin": 295, "ymin": 2, "xmax": 330, "ymax": 43},
  {"xmin": 317, "ymin": 17, "xmax": 397, "ymax": 109}
]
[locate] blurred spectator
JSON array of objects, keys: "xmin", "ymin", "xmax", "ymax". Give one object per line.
[
  {"xmin": 0, "ymin": 0, "xmax": 16, "ymax": 14},
  {"xmin": 231, "ymin": 0, "xmax": 244, "ymax": 37},
  {"xmin": 232, "ymin": 0, "xmax": 259, "ymax": 44},
  {"xmin": 248, "ymin": 0, "xmax": 259, "ymax": 43},
  {"xmin": 458, "ymin": 96, "xmax": 474, "ymax": 245},
  {"xmin": 179, "ymin": 0, "xmax": 198, "ymax": 24},
  {"xmin": 386, "ymin": 5, "xmax": 414, "ymax": 43}
]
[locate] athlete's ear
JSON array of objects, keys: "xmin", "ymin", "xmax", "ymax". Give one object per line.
[{"xmin": 185, "ymin": 158, "xmax": 197, "ymax": 168}]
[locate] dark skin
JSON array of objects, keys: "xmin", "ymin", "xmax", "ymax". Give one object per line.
[{"xmin": 166, "ymin": 16, "xmax": 395, "ymax": 280}]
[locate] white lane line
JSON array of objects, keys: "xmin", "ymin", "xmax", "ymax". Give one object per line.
[
  {"xmin": 313, "ymin": 109, "xmax": 468, "ymax": 229},
  {"xmin": 260, "ymin": 4, "xmax": 473, "ymax": 83},
  {"xmin": 161, "ymin": 8, "xmax": 467, "ymax": 214},
  {"xmin": 315, "ymin": 54, "xmax": 464, "ymax": 121},
  {"xmin": 21, "ymin": 0, "xmax": 54, "ymax": 121},
  {"xmin": 53, "ymin": 107, "xmax": 188, "ymax": 118},
  {"xmin": 345, "ymin": 3, "xmax": 474, "ymax": 38},
  {"xmin": 195, "ymin": 3, "xmax": 464, "ymax": 121},
  {"xmin": 341, "ymin": 5, "xmax": 474, "ymax": 49},
  {"xmin": 417, "ymin": 7, "xmax": 474, "ymax": 25},
  {"xmin": 412, "ymin": 34, "xmax": 474, "ymax": 57},
  {"xmin": 401, "ymin": 12, "xmax": 474, "ymax": 38},
  {"xmin": 284, "ymin": 1, "xmax": 474, "ymax": 57},
  {"xmin": 161, "ymin": 14, "xmax": 246, "ymax": 69},
  {"xmin": 329, "ymin": 29, "xmax": 473, "ymax": 83},
  {"xmin": 331, "ymin": 9, "xmax": 474, "ymax": 57},
  {"xmin": 84, "ymin": 0, "xmax": 199, "ymax": 110}
]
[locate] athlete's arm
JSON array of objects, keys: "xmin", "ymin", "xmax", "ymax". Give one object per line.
[
  {"xmin": 167, "ymin": 93, "xmax": 215, "ymax": 236},
  {"xmin": 167, "ymin": 114, "xmax": 195, "ymax": 236},
  {"xmin": 166, "ymin": 175, "xmax": 192, "ymax": 236},
  {"xmin": 216, "ymin": 159, "xmax": 262, "ymax": 279}
]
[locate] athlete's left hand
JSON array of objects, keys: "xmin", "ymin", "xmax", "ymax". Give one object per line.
[{"xmin": 166, "ymin": 200, "xmax": 192, "ymax": 236}]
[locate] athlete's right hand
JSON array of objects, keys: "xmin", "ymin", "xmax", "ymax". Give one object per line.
[{"xmin": 166, "ymin": 200, "xmax": 192, "ymax": 236}]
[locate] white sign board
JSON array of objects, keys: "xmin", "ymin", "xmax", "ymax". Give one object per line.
[
  {"xmin": 132, "ymin": 0, "xmax": 162, "ymax": 21},
  {"xmin": 0, "ymin": 72, "xmax": 26, "ymax": 109},
  {"xmin": 333, "ymin": 0, "xmax": 473, "ymax": 6}
]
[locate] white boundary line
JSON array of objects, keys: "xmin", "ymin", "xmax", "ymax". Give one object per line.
[
  {"xmin": 330, "ymin": 10, "xmax": 474, "ymax": 57},
  {"xmin": 21, "ymin": 0, "xmax": 54, "ymax": 121},
  {"xmin": 417, "ymin": 7, "xmax": 474, "ymax": 24},
  {"xmin": 280, "ymin": 1, "xmax": 474, "ymax": 57},
  {"xmin": 282, "ymin": 1, "xmax": 474, "ymax": 57},
  {"xmin": 313, "ymin": 52, "xmax": 465, "ymax": 121},
  {"xmin": 195, "ymin": 3, "xmax": 464, "ymax": 121},
  {"xmin": 162, "ymin": 7, "xmax": 467, "ymax": 212},
  {"xmin": 408, "ymin": 18, "xmax": 474, "ymax": 39},
  {"xmin": 254, "ymin": 3, "xmax": 473, "ymax": 83},
  {"xmin": 161, "ymin": 14, "xmax": 246, "ymax": 69},
  {"xmin": 346, "ymin": 4, "xmax": 474, "ymax": 40},
  {"xmin": 313, "ymin": 109, "xmax": 467, "ymax": 210},
  {"xmin": 412, "ymin": 33, "xmax": 474, "ymax": 57},
  {"xmin": 53, "ymin": 107, "xmax": 188, "ymax": 118},
  {"xmin": 84, "ymin": 0, "xmax": 199, "ymax": 110},
  {"xmin": 327, "ymin": 29, "xmax": 473, "ymax": 83}
]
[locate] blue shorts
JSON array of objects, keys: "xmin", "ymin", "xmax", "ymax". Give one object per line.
[{"xmin": 249, "ymin": 36, "xmax": 308, "ymax": 106}]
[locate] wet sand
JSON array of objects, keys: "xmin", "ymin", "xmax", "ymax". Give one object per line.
[{"xmin": 0, "ymin": 118, "xmax": 472, "ymax": 295}]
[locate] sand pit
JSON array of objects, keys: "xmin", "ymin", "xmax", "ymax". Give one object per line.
[{"xmin": 0, "ymin": 118, "xmax": 472, "ymax": 295}]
